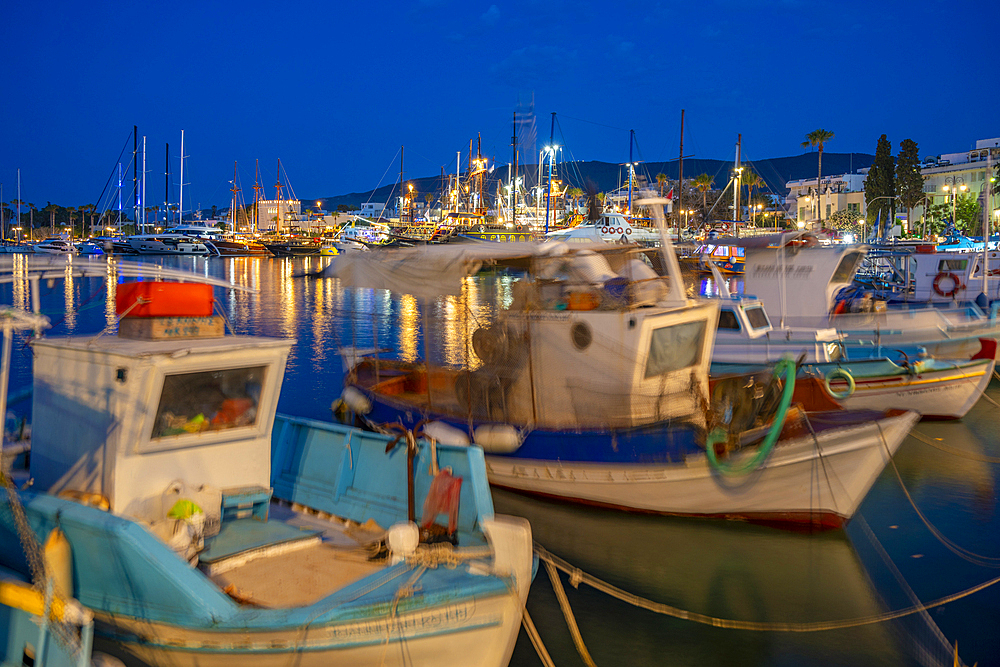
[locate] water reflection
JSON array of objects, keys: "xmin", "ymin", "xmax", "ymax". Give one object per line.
[{"xmin": 1, "ymin": 256, "xmax": 995, "ymax": 665}]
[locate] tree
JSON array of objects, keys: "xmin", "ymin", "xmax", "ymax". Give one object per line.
[
  {"xmin": 801, "ymin": 129, "xmax": 835, "ymax": 223},
  {"xmin": 656, "ymin": 173, "xmax": 668, "ymax": 197},
  {"xmin": 895, "ymin": 139, "xmax": 923, "ymax": 235},
  {"xmin": 741, "ymin": 170, "xmax": 764, "ymax": 220},
  {"xmin": 692, "ymin": 174, "xmax": 714, "ymax": 224},
  {"xmin": 827, "ymin": 208, "xmax": 865, "ymax": 237},
  {"xmin": 864, "ymin": 135, "xmax": 896, "ymax": 238}
]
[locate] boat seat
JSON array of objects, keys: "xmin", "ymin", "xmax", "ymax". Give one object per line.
[
  {"xmin": 220, "ymin": 485, "xmax": 272, "ymax": 522},
  {"xmin": 198, "ymin": 518, "xmax": 321, "ymax": 573}
]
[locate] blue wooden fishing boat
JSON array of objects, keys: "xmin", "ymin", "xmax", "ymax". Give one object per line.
[{"xmin": 0, "ymin": 257, "xmax": 533, "ymax": 667}]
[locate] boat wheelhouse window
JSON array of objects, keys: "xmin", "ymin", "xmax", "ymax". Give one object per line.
[
  {"xmin": 938, "ymin": 258, "xmax": 968, "ymax": 272},
  {"xmin": 712, "ymin": 246, "xmax": 729, "ymax": 257},
  {"xmin": 744, "ymin": 305, "xmax": 770, "ymax": 330},
  {"xmin": 718, "ymin": 310, "xmax": 740, "ymax": 330},
  {"xmin": 150, "ymin": 366, "xmax": 266, "ymax": 440},
  {"xmin": 644, "ymin": 320, "xmax": 707, "ymax": 378},
  {"xmin": 735, "ymin": 247, "xmax": 745, "ymax": 258},
  {"xmin": 830, "ymin": 251, "xmax": 865, "ymax": 283}
]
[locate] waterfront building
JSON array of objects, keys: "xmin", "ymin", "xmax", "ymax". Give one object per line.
[
  {"xmin": 785, "ymin": 136, "xmax": 1000, "ymax": 234},
  {"xmin": 255, "ymin": 198, "xmax": 301, "ymax": 232}
]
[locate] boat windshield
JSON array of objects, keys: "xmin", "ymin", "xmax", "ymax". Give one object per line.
[{"xmin": 151, "ymin": 366, "xmax": 266, "ymax": 440}]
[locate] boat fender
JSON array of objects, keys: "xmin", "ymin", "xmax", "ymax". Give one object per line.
[
  {"xmin": 422, "ymin": 420, "xmax": 470, "ymax": 446},
  {"xmin": 341, "ymin": 386, "xmax": 372, "ymax": 415},
  {"xmin": 43, "ymin": 526, "xmax": 73, "ymax": 599},
  {"xmin": 387, "ymin": 521, "xmax": 419, "ymax": 565},
  {"xmin": 932, "ymin": 271, "xmax": 963, "ymax": 298},
  {"xmin": 473, "ymin": 424, "xmax": 523, "ymax": 453},
  {"xmin": 823, "ymin": 367, "xmax": 855, "ymax": 400}
]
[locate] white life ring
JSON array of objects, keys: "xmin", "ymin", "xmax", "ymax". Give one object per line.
[{"xmin": 823, "ymin": 368, "xmax": 856, "ymax": 400}]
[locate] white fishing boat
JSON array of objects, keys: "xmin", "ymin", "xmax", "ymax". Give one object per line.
[
  {"xmin": 546, "ymin": 209, "xmax": 661, "ymax": 246},
  {"xmin": 711, "ymin": 294, "xmax": 996, "ymax": 419},
  {"xmin": 327, "ymin": 198, "xmax": 920, "ymax": 529},
  {"xmin": 0, "ymin": 257, "xmax": 533, "ymax": 667}
]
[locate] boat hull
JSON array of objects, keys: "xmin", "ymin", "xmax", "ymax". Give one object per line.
[
  {"xmin": 93, "ymin": 589, "xmax": 526, "ymax": 667},
  {"xmin": 484, "ymin": 410, "xmax": 918, "ymax": 529},
  {"xmin": 832, "ymin": 359, "xmax": 994, "ymax": 419}
]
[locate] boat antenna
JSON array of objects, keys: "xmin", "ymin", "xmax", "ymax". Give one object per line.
[
  {"xmin": 253, "ymin": 160, "xmax": 262, "ymax": 234},
  {"xmin": 678, "ymin": 109, "xmax": 685, "ymax": 239}
]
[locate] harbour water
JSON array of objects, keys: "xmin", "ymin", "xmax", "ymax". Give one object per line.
[{"xmin": 3, "ymin": 254, "xmax": 999, "ymax": 666}]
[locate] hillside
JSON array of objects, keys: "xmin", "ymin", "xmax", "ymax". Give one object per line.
[{"xmin": 314, "ymin": 152, "xmax": 874, "ymax": 210}]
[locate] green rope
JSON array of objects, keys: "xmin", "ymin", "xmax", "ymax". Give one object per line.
[{"xmin": 706, "ymin": 356, "xmax": 797, "ymax": 475}]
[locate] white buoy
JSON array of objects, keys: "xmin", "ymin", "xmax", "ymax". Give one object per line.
[
  {"xmin": 387, "ymin": 521, "xmax": 419, "ymax": 565},
  {"xmin": 422, "ymin": 421, "xmax": 470, "ymax": 446},
  {"xmin": 341, "ymin": 387, "xmax": 372, "ymax": 415},
  {"xmin": 473, "ymin": 424, "xmax": 523, "ymax": 453}
]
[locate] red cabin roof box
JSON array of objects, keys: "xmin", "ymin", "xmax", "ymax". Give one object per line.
[{"xmin": 116, "ymin": 282, "xmax": 214, "ymax": 318}]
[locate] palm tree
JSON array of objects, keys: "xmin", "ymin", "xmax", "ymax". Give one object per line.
[
  {"xmin": 693, "ymin": 174, "xmax": 714, "ymax": 224},
  {"xmin": 801, "ymin": 129, "xmax": 835, "ymax": 223},
  {"xmin": 656, "ymin": 173, "xmax": 668, "ymax": 197},
  {"xmin": 741, "ymin": 171, "xmax": 764, "ymax": 223}
]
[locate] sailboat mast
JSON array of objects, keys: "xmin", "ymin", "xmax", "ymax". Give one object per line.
[
  {"xmin": 141, "ymin": 135, "xmax": 147, "ymax": 232},
  {"xmin": 455, "ymin": 151, "xmax": 460, "ymax": 214},
  {"xmin": 627, "ymin": 129, "xmax": 634, "ymax": 216},
  {"xmin": 230, "ymin": 161, "xmax": 240, "ymax": 234},
  {"xmin": 133, "ymin": 126, "xmax": 139, "ymax": 229},
  {"xmin": 164, "ymin": 143, "xmax": 170, "ymax": 227},
  {"xmin": 179, "ymin": 129, "xmax": 185, "ymax": 224},
  {"xmin": 678, "ymin": 109, "xmax": 685, "ymax": 238},
  {"xmin": 253, "ymin": 160, "xmax": 262, "ymax": 234},
  {"xmin": 275, "ymin": 159, "xmax": 283, "ymax": 234},
  {"xmin": 399, "ymin": 146, "xmax": 405, "ymax": 222},
  {"xmin": 511, "ymin": 111, "xmax": 518, "ymax": 226},
  {"xmin": 733, "ymin": 133, "xmax": 742, "ymax": 233}
]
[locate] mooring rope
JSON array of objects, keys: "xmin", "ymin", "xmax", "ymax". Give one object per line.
[
  {"xmin": 882, "ymin": 426, "xmax": 1000, "ymax": 568},
  {"xmin": 908, "ymin": 429, "xmax": 1000, "ymax": 464},
  {"xmin": 533, "ymin": 543, "xmax": 1000, "ymax": 632}
]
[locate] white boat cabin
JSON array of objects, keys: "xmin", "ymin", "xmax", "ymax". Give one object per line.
[{"xmin": 30, "ymin": 331, "xmax": 292, "ymax": 522}]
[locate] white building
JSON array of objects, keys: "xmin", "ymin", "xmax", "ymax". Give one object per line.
[
  {"xmin": 255, "ymin": 199, "xmax": 301, "ymax": 232},
  {"xmin": 784, "ymin": 136, "xmax": 1000, "ymax": 234}
]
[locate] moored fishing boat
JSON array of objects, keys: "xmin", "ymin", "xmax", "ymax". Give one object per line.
[
  {"xmin": 0, "ymin": 258, "xmax": 533, "ymax": 667},
  {"xmin": 327, "ymin": 199, "xmax": 920, "ymax": 529}
]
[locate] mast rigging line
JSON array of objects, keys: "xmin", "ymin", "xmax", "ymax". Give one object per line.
[{"xmin": 93, "ymin": 130, "xmax": 136, "ymax": 218}]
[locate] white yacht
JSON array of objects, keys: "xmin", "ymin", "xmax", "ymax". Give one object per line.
[
  {"xmin": 126, "ymin": 233, "xmax": 210, "ymax": 255},
  {"xmin": 546, "ymin": 210, "xmax": 663, "ymax": 246},
  {"xmin": 32, "ymin": 237, "xmax": 76, "ymax": 254}
]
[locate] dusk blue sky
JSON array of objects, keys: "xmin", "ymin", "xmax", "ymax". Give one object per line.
[{"xmin": 2, "ymin": 0, "xmax": 997, "ymax": 211}]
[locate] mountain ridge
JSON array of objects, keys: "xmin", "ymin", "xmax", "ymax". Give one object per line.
[{"xmin": 313, "ymin": 152, "xmax": 874, "ymax": 210}]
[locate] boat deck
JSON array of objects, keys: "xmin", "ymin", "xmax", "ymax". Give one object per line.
[{"xmin": 199, "ymin": 503, "xmax": 388, "ymax": 609}]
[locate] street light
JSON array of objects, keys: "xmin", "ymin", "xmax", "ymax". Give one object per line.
[{"xmin": 942, "ymin": 183, "xmax": 968, "ymax": 229}]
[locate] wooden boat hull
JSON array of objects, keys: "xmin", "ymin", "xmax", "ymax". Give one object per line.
[
  {"xmin": 484, "ymin": 410, "xmax": 918, "ymax": 529},
  {"xmin": 93, "ymin": 588, "xmax": 525, "ymax": 667}
]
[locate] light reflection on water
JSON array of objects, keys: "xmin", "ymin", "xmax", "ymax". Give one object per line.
[{"xmin": 2, "ymin": 256, "xmax": 998, "ymax": 666}]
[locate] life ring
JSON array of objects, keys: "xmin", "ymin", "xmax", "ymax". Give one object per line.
[
  {"xmin": 626, "ymin": 228, "xmax": 632, "ymax": 234},
  {"xmin": 616, "ymin": 227, "xmax": 624, "ymax": 234},
  {"xmin": 516, "ymin": 224, "xmax": 522, "ymax": 231},
  {"xmin": 602, "ymin": 227, "xmax": 609, "ymax": 234},
  {"xmin": 932, "ymin": 271, "xmax": 963, "ymax": 298},
  {"xmin": 824, "ymin": 368, "xmax": 855, "ymax": 400},
  {"xmin": 479, "ymin": 225, "xmax": 485, "ymax": 232}
]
